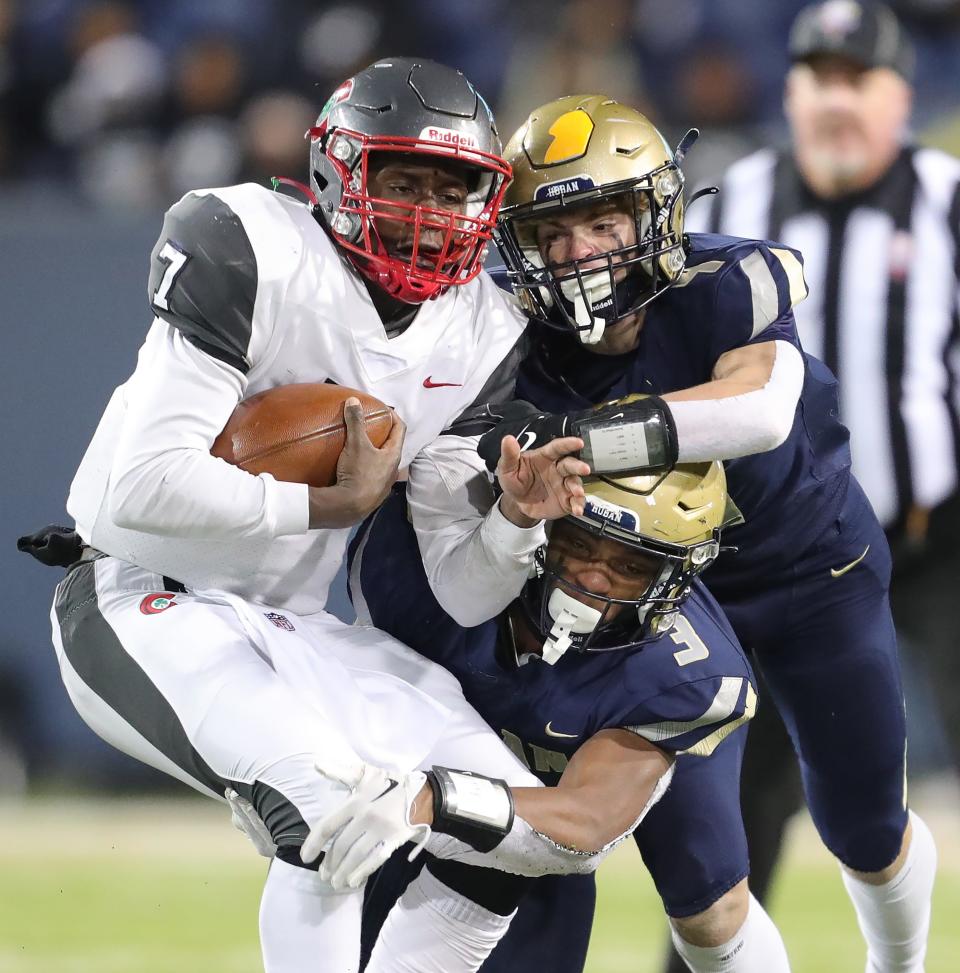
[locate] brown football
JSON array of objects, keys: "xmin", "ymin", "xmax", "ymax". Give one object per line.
[{"xmin": 211, "ymin": 383, "xmax": 393, "ymax": 488}]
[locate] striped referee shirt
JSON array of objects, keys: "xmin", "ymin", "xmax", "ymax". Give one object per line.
[{"xmin": 687, "ymin": 145, "xmax": 960, "ymax": 531}]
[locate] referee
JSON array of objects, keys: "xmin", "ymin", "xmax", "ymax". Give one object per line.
[{"xmin": 686, "ymin": 0, "xmax": 960, "ymax": 928}]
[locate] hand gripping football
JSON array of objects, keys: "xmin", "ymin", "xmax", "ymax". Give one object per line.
[{"xmin": 211, "ymin": 383, "xmax": 393, "ymax": 488}]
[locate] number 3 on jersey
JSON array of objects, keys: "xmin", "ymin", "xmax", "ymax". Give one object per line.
[
  {"xmin": 670, "ymin": 615, "xmax": 710, "ymax": 666},
  {"xmin": 152, "ymin": 241, "xmax": 189, "ymax": 311}
]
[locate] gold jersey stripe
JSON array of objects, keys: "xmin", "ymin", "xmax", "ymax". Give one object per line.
[
  {"xmin": 770, "ymin": 246, "xmax": 809, "ymax": 306},
  {"xmin": 625, "ymin": 676, "xmax": 745, "ymax": 746}
]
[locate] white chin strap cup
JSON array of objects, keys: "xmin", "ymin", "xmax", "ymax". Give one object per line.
[
  {"xmin": 560, "ymin": 275, "xmax": 609, "ymax": 346},
  {"xmin": 573, "ymin": 294, "xmax": 605, "ymax": 345},
  {"xmin": 542, "ymin": 588, "xmax": 603, "ymax": 665}
]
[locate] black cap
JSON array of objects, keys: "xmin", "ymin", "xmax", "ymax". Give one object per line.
[{"xmin": 789, "ymin": 1, "xmax": 915, "ymax": 80}]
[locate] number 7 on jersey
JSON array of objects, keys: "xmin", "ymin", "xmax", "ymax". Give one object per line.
[{"xmin": 152, "ymin": 241, "xmax": 190, "ymax": 311}]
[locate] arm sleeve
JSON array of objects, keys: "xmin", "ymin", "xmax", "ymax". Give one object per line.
[
  {"xmin": 406, "ymin": 434, "xmax": 545, "ymax": 627},
  {"xmin": 669, "ymin": 339, "xmax": 805, "ymax": 460},
  {"xmin": 108, "ymin": 321, "xmax": 308, "ymax": 539}
]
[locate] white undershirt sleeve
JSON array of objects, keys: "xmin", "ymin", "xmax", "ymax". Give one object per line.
[
  {"xmin": 668, "ymin": 340, "xmax": 804, "ymax": 461},
  {"xmin": 407, "ymin": 434, "xmax": 546, "ymax": 627},
  {"xmin": 107, "ymin": 321, "xmax": 309, "ymax": 539}
]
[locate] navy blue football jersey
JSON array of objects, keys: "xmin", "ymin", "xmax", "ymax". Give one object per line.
[
  {"xmin": 514, "ymin": 234, "xmax": 853, "ymax": 593},
  {"xmin": 349, "ymin": 488, "xmax": 756, "ymax": 784}
]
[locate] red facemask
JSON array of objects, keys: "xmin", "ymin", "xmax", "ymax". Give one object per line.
[{"xmin": 308, "ymin": 126, "xmax": 512, "ymax": 303}]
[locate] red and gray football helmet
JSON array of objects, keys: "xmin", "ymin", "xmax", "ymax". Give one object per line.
[{"xmin": 308, "ymin": 58, "xmax": 511, "ymax": 303}]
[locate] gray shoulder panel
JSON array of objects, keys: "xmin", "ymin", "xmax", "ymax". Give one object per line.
[
  {"xmin": 444, "ymin": 329, "xmax": 530, "ymax": 436},
  {"xmin": 148, "ymin": 193, "xmax": 258, "ymax": 374}
]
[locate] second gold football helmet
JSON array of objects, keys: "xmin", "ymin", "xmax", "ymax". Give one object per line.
[
  {"xmin": 496, "ymin": 95, "xmax": 694, "ymax": 343},
  {"xmin": 519, "ymin": 459, "xmax": 742, "ymax": 661}
]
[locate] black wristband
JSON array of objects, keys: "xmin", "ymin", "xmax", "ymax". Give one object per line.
[
  {"xmin": 571, "ymin": 395, "xmax": 678, "ymax": 476},
  {"xmin": 426, "ymin": 767, "xmax": 515, "ymax": 853}
]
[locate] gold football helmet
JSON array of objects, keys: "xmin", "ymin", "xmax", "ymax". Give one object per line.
[
  {"xmin": 496, "ymin": 95, "xmax": 694, "ymax": 344},
  {"xmin": 520, "ymin": 460, "xmax": 742, "ymax": 661}
]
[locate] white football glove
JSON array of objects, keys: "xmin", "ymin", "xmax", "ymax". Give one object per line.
[
  {"xmin": 300, "ymin": 761, "xmax": 431, "ymax": 890},
  {"xmin": 225, "ymin": 788, "xmax": 277, "ymax": 859}
]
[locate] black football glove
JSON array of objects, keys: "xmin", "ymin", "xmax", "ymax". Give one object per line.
[
  {"xmin": 475, "ymin": 401, "xmax": 572, "ymax": 472},
  {"xmin": 476, "ymin": 397, "xmax": 678, "ymax": 477}
]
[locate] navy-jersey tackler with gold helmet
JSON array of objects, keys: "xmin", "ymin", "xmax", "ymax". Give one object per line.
[{"xmin": 495, "ymin": 95, "xmax": 700, "ymax": 344}]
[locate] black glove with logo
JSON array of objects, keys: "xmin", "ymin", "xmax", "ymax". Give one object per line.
[{"xmin": 476, "ymin": 397, "xmax": 678, "ymax": 477}]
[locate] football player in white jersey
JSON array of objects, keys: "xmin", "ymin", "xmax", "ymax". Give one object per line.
[{"xmin": 45, "ymin": 59, "xmax": 681, "ymax": 973}]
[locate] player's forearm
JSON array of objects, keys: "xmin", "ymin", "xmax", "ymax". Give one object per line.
[
  {"xmin": 412, "ymin": 782, "xmax": 610, "ymax": 854},
  {"xmin": 307, "ymin": 485, "xmax": 373, "ymax": 529},
  {"xmin": 109, "ymin": 447, "xmax": 308, "ymax": 538},
  {"xmin": 408, "ymin": 436, "xmax": 544, "ymax": 627},
  {"xmin": 511, "ymin": 786, "xmax": 627, "ymax": 852},
  {"xmin": 108, "ymin": 323, "xmax": 309, "ymax": 539},
  {"xmin": 416, "ymin": 497, "xmax": 544, "ymax": 625},
  {"xmin": 664, "ymin": 340, "xmax": 804, "ymax": 460},
  {"xmin": 423, "ymin": 764, "xmax": 675, "ymax": 878}
]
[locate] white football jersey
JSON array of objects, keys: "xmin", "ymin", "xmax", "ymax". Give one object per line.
[{"xmin": 68, "ymin": 184, "xmax": 527, "ymax": 613}]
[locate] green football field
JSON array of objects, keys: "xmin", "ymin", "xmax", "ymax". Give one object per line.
[{"xmin": 1, "ymin": 789, "xmax": 956, "ymax": 972}]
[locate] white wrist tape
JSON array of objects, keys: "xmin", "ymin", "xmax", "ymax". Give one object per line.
[
  {"xmin": 427, "ymin": 767, "xmax": 514, "ymax": 852},
  {"xmin": 668, "ymin": 340, "xmax": 804, "ymax": 461}
]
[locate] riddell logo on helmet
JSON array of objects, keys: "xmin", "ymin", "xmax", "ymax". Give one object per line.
[{"xmin": 420, "ymin": 126, "xmax": 478, "ymax": 149}]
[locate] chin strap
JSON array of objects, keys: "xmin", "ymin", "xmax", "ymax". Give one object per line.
[
  {"xmin": 572, "ymin": 292, "xmax": 606, "ymax": 344},
  {"xmin": 561, "ymin": 273, "xmax": 609, "ymax": 345},
  {"xmin": 543, "ymin": 588, "xmax": 602, "ymax": 664}
]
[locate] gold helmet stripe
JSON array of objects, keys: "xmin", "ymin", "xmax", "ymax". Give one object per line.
[{"xmin": 543, "ymin": 110, "xmax": 595, "ymax": 165}]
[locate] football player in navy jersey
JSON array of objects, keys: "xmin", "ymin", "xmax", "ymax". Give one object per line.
[
  {"xmin": 341, "ymin": 460, "xmax": 792, "ymax": 973},
  {"xmin": 473, "ymin": 95, "xmax": 935, "ymax": 973}
]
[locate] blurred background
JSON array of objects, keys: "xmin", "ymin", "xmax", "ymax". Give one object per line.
[{"xmin": 1, "ymin": 1, "xmax": 958, "ymax": 968}]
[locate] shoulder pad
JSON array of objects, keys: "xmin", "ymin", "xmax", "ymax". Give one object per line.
[
  {"xmin": 148, "ymin": 191, "xmax": 258, "ymax": 374},
  {"xmin": 682, "ymin": 234, "xmax": 808, "ymax": 338}
]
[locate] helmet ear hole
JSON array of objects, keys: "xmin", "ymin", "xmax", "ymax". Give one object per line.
[{"xmin": 312, "ymin": 170, "xmax": 329, "ymax": 193}]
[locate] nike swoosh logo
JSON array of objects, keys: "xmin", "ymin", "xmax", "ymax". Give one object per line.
[
  {"xmin": 423, "ymin": 376, "xmax": 463, "ymax": 388},
  {"xmin": 377, "ymin": 778, "xmax": 399, "ymax": 799},
  {"xmin": 518, "ymin": 429, "xmax": 537, "ymax": 451},
  {"xmin": 830, "ymin": 544, "xmax": 870, "ymax": 578},
  {"xmin": 544, "ymin": 721, "xmax": 579, "ymax": 739}
]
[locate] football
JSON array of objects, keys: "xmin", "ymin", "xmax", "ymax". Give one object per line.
[{"xmin": 211, "ymin": 383, "xmax": 393, "ymax": 488}]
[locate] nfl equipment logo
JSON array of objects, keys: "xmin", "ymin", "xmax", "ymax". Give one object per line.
[{"xmin": 264, "ymin": 612, "xmax": 295, "ymax": 632}]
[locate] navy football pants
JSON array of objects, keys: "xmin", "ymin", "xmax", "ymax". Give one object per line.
[{"xmin": 715, "ymin": 478, "xmax": 908, "ymax": 874}]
